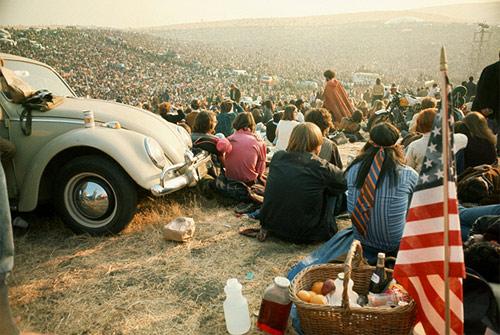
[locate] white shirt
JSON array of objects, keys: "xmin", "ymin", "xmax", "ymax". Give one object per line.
[
  {"xmin": 297, "ymin": 111, "xmax": 305, "ymax": 123},
  {"xmin": 405, "ymin": 133, "xmax": 468, "ymax": 173},
  {"xmin": 428, "ymin": 87, "xmax": 439, "ymax": 97},
  {"xmin": 275, "ymin": 120, "xmax": 299, "ymax": 151}
]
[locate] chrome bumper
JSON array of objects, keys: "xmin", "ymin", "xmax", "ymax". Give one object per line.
[{"xmin": 150, "ymin": 151, "xmax": 212, "ymax": 197}]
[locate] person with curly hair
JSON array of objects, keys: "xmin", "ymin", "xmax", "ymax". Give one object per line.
[{"xmin": 304, "ymin": 108, "xmax": 343, "ymax": 168}]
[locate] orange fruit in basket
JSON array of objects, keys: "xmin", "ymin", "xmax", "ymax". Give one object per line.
[
  {"xmin": 310, "ymin": 294, "xmax": 328, "ymax": 305},
  {"xmin": 308, "ymin": 290, "xmax": 317, "ymax": 297},
  {"xmin": 297, "ymin": 290, "xmax": 311, "ymax": 302},
  {"xmin": 311, "ymin": 281, "xmax": 324, "ymax": 294}
]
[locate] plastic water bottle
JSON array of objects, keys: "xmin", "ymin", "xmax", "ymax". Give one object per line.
[
  {"xmin": 223, "ymin": 278, "xmax": 251, "ymax": 335},
  {"xmin": 330, "ymin": 273, "xmax": 359, "ymax": 307}
]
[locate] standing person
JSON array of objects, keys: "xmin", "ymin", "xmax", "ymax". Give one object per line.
[
  {"xmin": 472, "ymin": 53, "xmax": 500, "ymax": 155},
  {"xmin": 363, "ymin": 89, "xmax": 371, "ymax": 104},
  {"xmin": 229, "ymin": 83, "xmax": 241, "ymax": 103},
  {"xmin": 465, "ymin": 76, "xmax": 477, "ymax": 102},
  {"xmin": 225, "ymin": 113, "xmax": 267, "ymax": 185},
  {"xmin": 259, "ymin": 123, "xmax": 346, "ymax": 244},
  {"xmin": 321, "ymin": 70, "xmax": 353, "ymax": 125},
  {"xmin": 275, "ymin": 105, "xmax": 299, "ymax": 151},
  {"xmin": 462, "ymin": 112, "xmax": 497, "ymax": 169},
  {"xmin": 371, "ymin": 78, "xmax": 385, "ymax": 105}
]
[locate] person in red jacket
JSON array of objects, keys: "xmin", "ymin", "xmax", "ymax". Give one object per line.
[
  {"xmin": 224, "ymin": 113, "xmax": 267, "ymax": 185},
  {"xmin": 321, "ymin": 69, "xmax": 354, "ymax": 125}
]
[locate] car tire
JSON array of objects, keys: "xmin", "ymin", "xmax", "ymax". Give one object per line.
[{"xmin": 54, "ymin": 155, "xmax": 137, "ymax": 235}]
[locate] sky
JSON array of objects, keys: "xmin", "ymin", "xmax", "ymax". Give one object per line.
[{"xmin": 0, "ymin": 0, "xmax": 493, "ymax": 28}]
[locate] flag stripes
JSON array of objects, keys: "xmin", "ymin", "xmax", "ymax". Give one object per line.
[
  {"xmin": 402, "ymin": 215, "xmax": 460, "ymax": 236},
  {"xmin": 404, "ymin": 276, "xmax": 463, "ymax": 335},
  {"xmin": 407, "ymin": 199, "xmax": 458, "ymax": 221},
  {"xmin": 409, "ymin": 183, "xmax": 457, "ymax": 207},
  {"xmin": 398, "ymin": 231, "xmax": 462, "ymax": 250}
]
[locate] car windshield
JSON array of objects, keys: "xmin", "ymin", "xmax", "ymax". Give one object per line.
[{"xmin": 3, "ymin": 60, "xmax": 75, "ymax": 97}]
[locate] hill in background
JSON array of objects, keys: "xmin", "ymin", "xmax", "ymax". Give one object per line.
[
  {"xmin": 147, "ymin": 1, "xmax": 500, "ymax": 30},
  {"xmin": 145, "ymin": 2, "xmax": 499, "ymax": 84}
]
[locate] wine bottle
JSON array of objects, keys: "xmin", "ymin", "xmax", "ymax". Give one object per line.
[{"xmin": 369, "ymin": 253, "xmax": 387, "ymax": 294}]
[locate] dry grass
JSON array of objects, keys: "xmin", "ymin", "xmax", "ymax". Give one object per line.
[{"xmin": 8, "ymin": 143, "xmax": 363, "ymax": 335}]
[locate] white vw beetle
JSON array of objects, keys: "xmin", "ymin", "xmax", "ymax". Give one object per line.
[{"xmin": 0, "ymin": 53, "xmax": 211, "ymax": 235}]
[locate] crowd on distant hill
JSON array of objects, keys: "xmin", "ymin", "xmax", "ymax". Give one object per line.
[{"xmin": 1, "ymin": 24, "xmax": 498, "ymax": 111}]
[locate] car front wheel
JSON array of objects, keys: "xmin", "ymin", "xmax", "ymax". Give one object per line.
[{"xmin": 55, "ymin": 155, "xmax": 138, "ymax": 235}]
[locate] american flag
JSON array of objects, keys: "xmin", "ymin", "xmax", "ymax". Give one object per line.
[{"xmin": 393, "ymin": 80, "xmax": 465, "ymax": 333}]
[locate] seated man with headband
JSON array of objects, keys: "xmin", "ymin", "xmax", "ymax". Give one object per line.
[{"xmin": 345, "ymin": 122, "xmax": 419, "ymax": 264}]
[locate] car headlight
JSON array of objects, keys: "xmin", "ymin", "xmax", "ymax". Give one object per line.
[
  {"xmin": 144, "ymin": 137, "xmax": 167, "ymax": 169},
  {"xmin": 176, "ymin": 125, "xmax": 192, "ymax": 148}
]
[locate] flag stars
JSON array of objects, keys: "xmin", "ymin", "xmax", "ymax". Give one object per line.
[
  {"xmin": 428, "ymin": 143, "xmax": 437, "ymax": 153},
  {"xmin": 431, "ymin": 127, "xmax": 441, "ymax": 137},
  {"xmin": 424, "ymin": 159, "xmax": 433, "ymax": 169},
  {"xmin": 420, "ymin": 174, "xmax": 430, "ymax": 183},
  {"xmin": 434, "ymin": 169, "xmax": 444, "ymax": 180}
]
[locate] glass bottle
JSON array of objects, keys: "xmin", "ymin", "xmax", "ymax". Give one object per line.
[
  {"xmin": 369, "ymin": 252, "xmax": 388, "ymax": 294},
  {"xmin": 257, "ymin": 277, "xmax": 292, "ymax": 335}
]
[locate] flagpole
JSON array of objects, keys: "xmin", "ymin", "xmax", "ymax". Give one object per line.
[{"xmin": 440, "ymin": 46, "xmax": 451, "ymax": 335}]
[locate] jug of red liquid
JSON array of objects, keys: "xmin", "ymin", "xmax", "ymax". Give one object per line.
[{"xmin": 257, "ymin": 276, "xmax": 292, "ymax": 335}]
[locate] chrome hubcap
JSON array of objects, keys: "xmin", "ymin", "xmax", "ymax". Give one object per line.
[
  {"xmin": 74, "ymin": 181, "xmax": 110, "ymax": 219},
  {"xmin": 64, "ymin": 173, "xmax": 117, "ymax": 228}
]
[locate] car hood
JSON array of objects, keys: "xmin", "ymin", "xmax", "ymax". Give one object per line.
[{"xmin": 44, "ymin": 97, "xmax": 189, "ymax": 163}]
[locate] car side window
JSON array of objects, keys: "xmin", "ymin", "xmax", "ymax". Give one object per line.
[{"xmin": 0, "ymin": 77, "xmax": 12, "ymax": 101}]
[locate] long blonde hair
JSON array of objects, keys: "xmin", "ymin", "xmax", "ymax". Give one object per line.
[{"xmin": 463, "ymin": 112, "xmax": 496, "ymax": 145}]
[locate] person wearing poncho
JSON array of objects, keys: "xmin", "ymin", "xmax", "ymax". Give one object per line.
[{"xmin": 321, "ymin": 69, "xmax": 354, "ymax": 124}]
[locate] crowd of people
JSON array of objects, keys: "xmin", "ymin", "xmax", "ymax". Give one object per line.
[
  {"xmin": 1, "ymin": 25, "xmax": 499, "ymax": 334},
  {"xmin": 2, "ymin": 23, "xmax": 499, "ymax": 112}
]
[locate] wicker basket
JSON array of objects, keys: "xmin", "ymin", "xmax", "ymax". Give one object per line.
[{"xmin": 289, "ymin": 240, "xmax": 417, "ymax": 335}]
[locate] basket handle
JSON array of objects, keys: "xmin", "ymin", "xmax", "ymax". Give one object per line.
[{"xmin": 341, "ymin": 240, "xmax": 364, "ymax": 310}]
